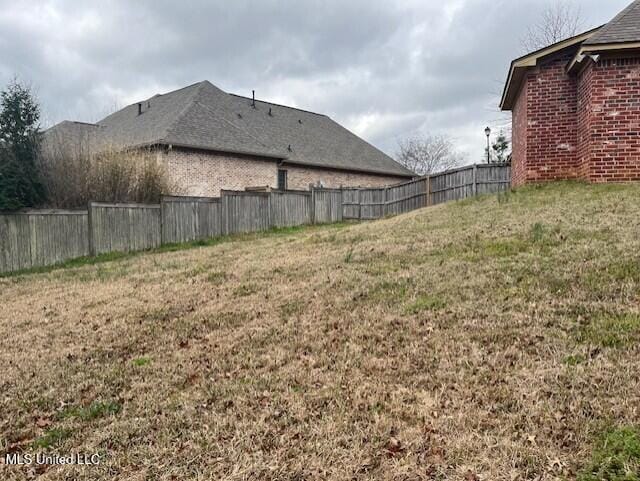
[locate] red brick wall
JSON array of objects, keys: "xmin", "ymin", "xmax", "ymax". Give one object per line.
[
  {"xmin": 520, "ymin": 53, "xmax": 580, "ymax": 184},
  {"xmin": 576, "ymin": 61, "xmax": 595, "ymax": 179},
  {"xmin": 577, "ymin": 56, "xmax": 640, "ymax": 183},
  {"xmin": 511, "ymin": 51, "xmax": 640, "ymax": 185},
  {"xmin": 511, "ymin": 78, "xmax": 529, "ymax": 186}
]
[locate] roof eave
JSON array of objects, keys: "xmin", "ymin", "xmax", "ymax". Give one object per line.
[
  {"xmin": 567, "ymin": 41, "xmax": 640, "ymax": 74},
  {"xmin": 138, "ymin": 141, "xmax": 413, "ymax": 177},
  {"xmin": 280, "ymin": 159, "xmax": 415, "ymax": 178},
  {"xmin": 500, "ymin": 65, "xmax": 529, "ymax": 111},
  {"xmin": 500, "ymin": 26, "xmax": 603, "ymax": 111},
  {"xmin": 582, "ymin": 41, "xmax": 640, "ymax": 53},
  {"xmin": 139, "ymin": 140, "xmax": 288, "ymax": 161}
]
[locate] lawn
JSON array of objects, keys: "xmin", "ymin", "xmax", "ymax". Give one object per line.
[{"xmin": 1, "ymin": 182, "xmax": 639, "ymax": 480}]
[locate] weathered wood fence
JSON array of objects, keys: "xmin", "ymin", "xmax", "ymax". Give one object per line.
[
  {"xmin": 161, "ymin": 196, "xmax": 223, "ymax": 244},
  {"xmin": 342, "ymin": 163, "xmax": 511, "ymax": 219},
  {"xmin": 89, "ymin": 202, "xmax": 162, "ymax": 255},
  {"xmin": 0, "ymin": 211, "xmax": 89, "ymax": 273},
  {"xmin": 0, "ymin": 163, "xmax": 510, "ymax": 274},
  {"xmin": 429, "ymin": 163, "xmax": 511, "ymax": 206}
]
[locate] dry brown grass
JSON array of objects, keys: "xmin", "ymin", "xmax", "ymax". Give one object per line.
[{"xmin": 1, "ymin": 182, "xmax": 639, "ymax": 480}]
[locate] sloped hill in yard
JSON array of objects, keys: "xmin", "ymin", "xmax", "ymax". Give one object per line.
[{"xmin": 1, "ymin": 182, "xmax": 639, "ymax": 481}]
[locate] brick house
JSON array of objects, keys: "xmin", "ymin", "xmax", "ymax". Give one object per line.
[
  {"xmin": 501, "ymin": 0, "xmax": 640, "ymax": 186},
  {"xmin": 46, "ymin": 81, "xmax": 413, "ymax": 196}
]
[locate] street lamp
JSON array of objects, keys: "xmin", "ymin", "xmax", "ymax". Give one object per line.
[{"xmin": 485, "ymin": 126, "xmax": 491, "ymax": 164}]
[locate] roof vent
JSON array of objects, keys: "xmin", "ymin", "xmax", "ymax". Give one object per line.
[
  {"xmin": 268, "ymin": 107, "xmax": 273, "ymax": 117},
  {"xmin": 287, "ymin": 144, "xmax": 292, "ymax": 152},
  {"xmin": 252, "ymin": 90, "xmax": 256, "ymax": 108},
  {"xmin": 298, "ymin": 119, "xmax": 302, "ymax": 124},
  {"xmin": 237, "ymin": 113, "xmax": 243, "ymax": 119},
  {"xmin": 137, "ymin": 103, "xmax": 142, "ymax": 116}
]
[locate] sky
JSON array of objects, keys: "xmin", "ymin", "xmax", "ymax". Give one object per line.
[{"xmin": 0, "ymin": 0, "xmax": 631, "ymax": 163}]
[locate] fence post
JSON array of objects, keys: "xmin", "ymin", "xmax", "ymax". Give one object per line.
[
  {"xmin": 472, "ymin": 164, "xmax": 478, "ymax": 197},
  {"xmin": 358, "ymin": 188, "xmax": 362, "ymax": 220},
  {"xmin": 383, "ymin": 187, "xmax": 389, "ymax": 217},
  {"xmin": 87, "ymin": 201, "xmax": 95, "ymax": 256},
  {"xmin": 160, "ymin": 196, "xmax": 166, "ymax": 245},
  {"xmin": 311, "ymin": 187, "xmax": 316, "ymax": 225},
  {"xmin": 193, "ymin": 197, "xmax": 199, "ymax": 240},
  {"xmin": 221, "ymin": 192, "xmax": 228, "ymax": 236},
  {"xmin": 426, "ymin": 176, "xmax": 432, "ymax": 207}
]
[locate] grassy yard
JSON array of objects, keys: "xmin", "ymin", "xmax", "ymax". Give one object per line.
[{"xmin": 1, "ymin": 182, "xmax": 639, "ymax": 480}]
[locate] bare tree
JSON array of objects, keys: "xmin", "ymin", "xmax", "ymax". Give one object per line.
[
  {"xmin": 396, "ymin": 134, "xmax": 463, "ymax": 176},
  {"xmin": 521, "ymin": 1, "xmax": 584, "ymax": 53}
]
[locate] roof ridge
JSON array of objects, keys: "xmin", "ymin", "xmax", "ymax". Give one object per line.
[
  {"xmin": 158, "ymin": 82, "xmax": 207, "ymax": 141},
  {"xmin": 606, "ymin": 0, "xmax": 640, "ymax": 27},
  {"xmin": 228, "ymin": 93, "xmax": 327, "ymax": 117},
  {"xmin": 71, "ymin": 121, "xmax": 101, "ymax": 127},
  {"xmin": 141, "ymin": 80, "xmax": 207, "ymax": 104}
]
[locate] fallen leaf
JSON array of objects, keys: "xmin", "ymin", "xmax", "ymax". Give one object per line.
[
  {"xmin": 35, "ymin": 417, "xmax": 51, "ymax": 428},
  {"xmin": 385, "ymin": 437, "xmax": 404, "ymax": 457},
  {"xmin": 464, "ymin": 470, "xmax": 479, "ymax": 481}
]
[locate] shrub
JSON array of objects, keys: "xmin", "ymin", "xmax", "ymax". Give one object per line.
[{"xmin": 38, "ymin": 134, "xmax": 177, "ymax": 208}]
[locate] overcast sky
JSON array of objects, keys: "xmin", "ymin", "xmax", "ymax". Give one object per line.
[{"xmin": 0, "ymin": 0, "xmax": 630, "ymax": 162}]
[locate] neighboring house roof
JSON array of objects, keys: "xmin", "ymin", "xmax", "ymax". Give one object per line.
[
  {"xmin": 42, "ymin": 120, "xmax": 100, "ymax": 145},
  {"xmin": 46, "ymin": 81, "xmax": 414, "ymax": 178},
  {"xmin": 501, "ymin": 0, "xmax": 640, "ymax": 111}
]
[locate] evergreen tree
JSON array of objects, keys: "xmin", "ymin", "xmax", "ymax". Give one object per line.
[
  {"xmin": 491, "ymin": 131, "xmax": 510, "ymax": 164},
  {"xmin": 0, "ymin": 79, "xmax": 44, "ymax": 210}
]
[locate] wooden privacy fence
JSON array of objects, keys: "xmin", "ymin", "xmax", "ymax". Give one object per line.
[
  {"xmin": 343, "ymin": 163, "xmax": 511, "ymax": 219},
  {"xmin": 342, "ymin": 178, "xmax": 430, "ymax": 220},
  {"xmin": 0, "ymin": 163, "xmax": 510, "ymax": 274},
  {"xmin": 0, "ymin": 210, "xmax": 89, "ymax": 273},
  {"xmin": 270, "ymin": 190, "xmax": 313, "ymax": 228},
  {"xmin": 89, "ymin": 202, "xmax": 162, "ymax": 255},
  {"xmin": 159, "ymin": 189, "xmax": 343, "ymax": 245},
  {"xmin": 312, "ymin": 189, "xmax": 342, "ymax": 224},
  {"xmin": 161, "ymin": 196, "xmax": 222, "ymax": 244},
  {"xmin": 222, "ymin": 191, "xmax": 272, "ymax": 234},
  {"xmin": 429, "ymin": 164, "xmax": 511, "ymax": 206}
]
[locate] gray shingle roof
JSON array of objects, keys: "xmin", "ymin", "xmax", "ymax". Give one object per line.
[
  {"xmin": 48, "ymin": 81, "xmax": 413, "ymax": 178},
  {"xmin": 584, "ymin": 0, "xmax": 640, "ymax": 45}
]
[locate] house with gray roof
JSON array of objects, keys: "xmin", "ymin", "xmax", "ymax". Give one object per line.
[
  {"xmin": 501, "ymin": 0, "xmax": 640, "ymax": 186},
  {"xmin": 46, "ymin": 81, "xmax": 414, "ymax": 196}
]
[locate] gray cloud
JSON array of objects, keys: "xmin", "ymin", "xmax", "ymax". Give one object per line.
[{"xmin": 0, "ymin": 0, "xmax": 630, "ymax": 161}]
